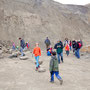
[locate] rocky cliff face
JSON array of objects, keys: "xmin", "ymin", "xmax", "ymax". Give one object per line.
[{"xmin": 0, "ymin": 0, "xmax": 90, "ymax": 48}]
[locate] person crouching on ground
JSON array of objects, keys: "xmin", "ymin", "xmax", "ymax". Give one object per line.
[
  {"xmin": 47, "ymin": 45, "xmax": 53, "ymax": 56},
  {"xmin": 49, "ymin": 51, "xmax": 63, "ymax": 85},
  {"xmin": 33, "ymin": 43, "xmax": 41, "ymax": 71}
]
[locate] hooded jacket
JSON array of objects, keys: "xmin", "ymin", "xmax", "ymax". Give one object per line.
[{"xmin": 49, "ymin": 56, "xmax": 59, "ymax": 72}]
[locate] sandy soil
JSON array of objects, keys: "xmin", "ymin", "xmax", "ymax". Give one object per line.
[{"xmin": 0, "ymin": 50, "xmax": 90, "ymax": 90}]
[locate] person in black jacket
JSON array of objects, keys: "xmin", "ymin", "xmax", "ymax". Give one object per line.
[
  {"xmin": 45, "ymin": 37, "xmax": 51, "ymax": 49},
  {"xmin": 54, "ymin": 40, "xmax": 64, "ymax": 64},
  {"xmin": 75, "ymin": 41, "xmax": 81, "ymax": 59},
  {"xmin": 72, "ymin": 40, "xmax": 76, "ymax": 54},
  {"xmin": 19, "ymin": 38, "xmax": 26, "ymax": 56}
]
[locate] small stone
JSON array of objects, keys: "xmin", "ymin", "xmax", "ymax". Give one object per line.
[
  {"xmin": 20, "ymin": 56, "xmax": 28, "ymax": 60},
  {"xmin": 35, "ymin": 61, "xmax": 43, "ymax": 65},
  {"xmin": 38, "ymin": 68, "xmax": 46, "ymax": 72}
]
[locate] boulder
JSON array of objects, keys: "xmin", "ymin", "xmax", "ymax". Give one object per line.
[
  {"xmin": 0, "ymin": 50, "xmax": 3, "ymax": 55},
  {"xmin": 38, "ymin": 68, "xmax": 46, "ymax": 72},
  {"xmin": 9, "ymin": 54, "xmax": 18, "ymax": 58},
  {"xmin": 9, "ymin": 51, "xmax": 21, "ymax": 58},
  {"xmin": 35, "ymin": 61, "xmax": 43, "ymax": 65},
  {"xmin": 19, "ymin": 56, "xmax": 28, "ymax": 60},
  {"xmin": 7, "ymin": 49, "xmax": 13, "ymax": 54},
  {"xmin": 2, "ymin": 47, "xmax": 8, "ymax": 53}
]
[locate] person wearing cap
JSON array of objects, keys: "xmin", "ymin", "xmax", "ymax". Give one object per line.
[{"xmin": 33, "ymin": 43, "xmax": 41, "ymax": 71}]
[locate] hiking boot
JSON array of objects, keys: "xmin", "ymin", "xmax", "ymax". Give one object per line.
[
  {"xmin": 59, "ymin": 79, "xmax": 63, "ymax": 85},
  {"xmin": 50, "ymin": 81, "xmax": 54, "ymax": 83}
]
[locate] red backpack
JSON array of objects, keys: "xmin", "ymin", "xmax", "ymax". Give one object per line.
[{"xmin": 78, "ymin": 42, "xmax": 82, "ymax": 48}]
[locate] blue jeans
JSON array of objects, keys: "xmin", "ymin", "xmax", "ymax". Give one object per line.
[
  {"xmin": 12, "ymin": 46, "xmax": 15, "ymax": 50},
  {"xmin": 20, "ymin": 47, "xmax": 24, "ymax": 56},
  {"xmin": 75, "ymin": 49, "xmax": 80, "ymax": 58},
  {"xmin": 35, "ymin": 56, "xmax": 39, "ymax": 68},
  {"xmin": 66, "ymin": 51, "xmax": 69, "ymax": 56},
  {"xmin": 50, "ymin": 71, "xmax": 62, "ymax": 82},
  {"xmin": 57, "ymin": 53, "xmax": 63, "ymax": 63},
  {"xmin": 70, "ymin": 46, "xmax": 72, "ymax": 51}
]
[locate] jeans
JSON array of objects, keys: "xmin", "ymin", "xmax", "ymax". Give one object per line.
[
  {"xmin": 75, "ymin": 49, "xmax": 80, "ymax": 58},
  {"xmin": 12, "ymin": 46, "xmax": 15, "ymax": 50},
  {"xmin": 20, "ymin": 47, "xmax": 25, "ymax": 56},
  {"xmin": 35, "ymin": 56, "xmax": 39, "ymax": 67},
  {"xmin": 50, "ymin": 71, "xmax": 62, "ymax": 82},
  {"xmin": 70, "ymin": 46, "xmax": 72, "ymax": 51},
  {"xmin": 57, "ymin": 53, "xmax": 63, "ymax": 63},
  {"xmin": 66, "ymin": 51, "xmax": 69, "ymax": 56}
]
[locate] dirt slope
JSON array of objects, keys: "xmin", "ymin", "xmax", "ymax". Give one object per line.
[{"xmin": 0, "ymin": 0, "xmax": 90, "ymax": 48}]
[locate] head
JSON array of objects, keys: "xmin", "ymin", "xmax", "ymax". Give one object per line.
[
  {"xmin": 57, "ymin": 40, "xmax": 60, "ymax": 43},
  {"xmin": 19, "ymin": 38, "xmax": 21, "ymax": 40},
  {"xmin": 46, "ymin": 37, "xmax": 48, "ymax": 39},
  {"xmin": 35, "ymin": 43, "xmax": 39, "ymax": 47},
  {"xmin": 51, "ymin": 51, "xmax": 56, "ymax": 56}
]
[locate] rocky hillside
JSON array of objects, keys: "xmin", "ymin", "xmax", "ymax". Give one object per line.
[{"xmin": 0, "ymin": 0, "xmax": 90, "ymax": 48}]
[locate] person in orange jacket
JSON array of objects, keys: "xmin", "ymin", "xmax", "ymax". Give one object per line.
[
  {"xmin": 65, "ymin": 43, "xmax": 70, "ymax": 56},
  {"xmin": 33, "ymin": 43, "xmax": 41, "ymax": 71}
]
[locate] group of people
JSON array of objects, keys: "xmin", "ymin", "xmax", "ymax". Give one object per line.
[
  {"xmin": 45, "ymin": 37, "xmax": 83, "ymax": 59},
  {"xmin": 44, "ymin": 37, "xmax": 83, "ymax": 84},
  {"xmin": 33, "ymin": 39, "xmax": 63, "ymax": 85},
  {"xmin": 12, "ymin": 38, "xmax": 30, "ymax": 56},
  {"xmin": 12, "ymin": 37, "xmax": 83, "ymax": 85}
]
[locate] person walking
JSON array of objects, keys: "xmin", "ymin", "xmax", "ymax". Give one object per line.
[
  {"xmin": 69, "ymin": 40, "xmax": 72, "ymax": 51},
  {"xmin": 45, "ymin": 37, "xmax": 51, "ymax": 49},
  {"xmin": 49, "ymin": 51, "xmax": 63, "ymax": 85},
  {"xmin": 72, "ymin": 40, "xmax": 76, "ymax": 54},
  {"xmin": 33, "ymin": 43, "xmax": 41, "ymax": 71},
  {"xmin": 75, "ymin": 41, "xmax": 82, "ymax": 59},
  {"xmin": 65, "ymin": 43, "xmax": 70, "ymax": 56},
  {"xmin": 54, "ymin": 40, "xmax": 63, "ymax": 64},
  {"xmin": 19, "ymin": 38, "xmax": 26, "ymax": 56}
]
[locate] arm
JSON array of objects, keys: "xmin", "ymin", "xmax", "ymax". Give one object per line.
[
  {"xmin": 39, "ymin": 48, "xmax": 41, "ymax": 56},
  {"xmin": 54, "ymin": 44, "xmax": 57, "ymax": 49}
]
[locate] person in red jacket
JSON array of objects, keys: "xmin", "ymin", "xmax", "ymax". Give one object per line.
[
  {"xmin": 65, "ymin": 43, "xmax": 70, "ymax": 56},
  {"xmin": 33, "ymin": 43, "xmax": 41, "ymax": 71}
]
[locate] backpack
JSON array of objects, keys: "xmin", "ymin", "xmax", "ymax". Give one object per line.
[
  {"xmin": 78, "ymin": 42, "xmax": 82, "ymax": 48},
  {"xmin": 47, "ymin": 50, "xmax": 51, "ymax": 56},
  {"xmin": 65, "ymin": 45, "xmax": 69, "ymax": 51}
]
